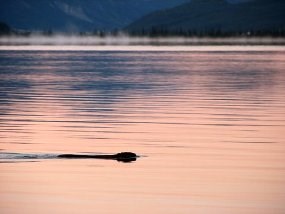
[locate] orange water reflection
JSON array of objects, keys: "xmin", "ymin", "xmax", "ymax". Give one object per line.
[{"xmin": 0, "ymin": 48, "xmax": 285, "ymax": 214}]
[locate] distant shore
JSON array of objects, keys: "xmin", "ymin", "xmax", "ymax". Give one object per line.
[{"xmin": 1, "ymin": 35, "xmax": 285, "ymax": 46}]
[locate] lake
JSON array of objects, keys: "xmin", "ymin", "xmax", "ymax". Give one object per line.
[{"xmin": 1, "ymin": 46, "xmax": 285, "ymax": 214}]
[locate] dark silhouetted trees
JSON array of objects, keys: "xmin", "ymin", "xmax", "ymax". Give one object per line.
[
  {"xmin": 0, "ymin": 22, "xmax": 11, "ymax": 35},
  {"xmin": 126, "ymin": 26, "xmax": 285, "ymax": 38}
]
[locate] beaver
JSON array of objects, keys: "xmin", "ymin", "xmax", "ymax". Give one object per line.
[{"xmin": 58, "ymin": 152, "xmax": 137, "ymax": 162}]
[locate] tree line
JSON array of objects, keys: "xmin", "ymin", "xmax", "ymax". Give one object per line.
[
  {"xmin": 1, "ymin": 21, "xmax": 285, "ymax": 38},
  {"xmin": 127, "ymin": 27, "xmax": 285, "ymax": 38}
]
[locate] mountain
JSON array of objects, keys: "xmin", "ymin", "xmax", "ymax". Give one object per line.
[
  {"xmin": 126, "ymin": 0, "xmax": 285, "ymax": 34},
  {"xmin": 0, "ymin": 0, "xmax": 189, "ymax": 32}
]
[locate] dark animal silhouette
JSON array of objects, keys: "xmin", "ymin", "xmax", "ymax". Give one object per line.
[{"xmin": 58, "ymin": 152, "xmax": 137, "ymax": 162}]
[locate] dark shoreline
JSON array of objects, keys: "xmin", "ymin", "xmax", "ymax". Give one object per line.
[{"xmin": 1, "ymin": 35, "xmax": 285, "ymax": 46}]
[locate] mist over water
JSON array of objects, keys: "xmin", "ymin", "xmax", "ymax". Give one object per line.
[
  {"xmin": 0, "ymin": 48, "xmax": 285, "ymax": 214},
  {"xmin": 1, "ymin": 35, "xmax": 285, "ymax": 46}
]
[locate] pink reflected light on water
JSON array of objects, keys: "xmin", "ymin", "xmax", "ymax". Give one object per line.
[{"xmin": 0, "ymin": 49, "xmax": 285, "ymax": 214}]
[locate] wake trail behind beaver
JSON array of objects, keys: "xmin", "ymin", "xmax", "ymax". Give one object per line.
[{"xmin": 0, "ymin": 152, "xmax": 60, "ymax": 160}]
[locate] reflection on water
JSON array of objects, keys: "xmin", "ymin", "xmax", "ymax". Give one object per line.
[{"xmin": 0, "ymin": 48, "xmax": 285, "ymax": 214}]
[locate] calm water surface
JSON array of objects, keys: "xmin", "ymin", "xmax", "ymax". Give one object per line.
[{"xmin": 0, "ymin": 47, "xmax": 285, "ymax": 214}]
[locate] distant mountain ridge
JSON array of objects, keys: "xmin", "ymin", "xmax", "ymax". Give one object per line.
[
  {"xmin": 0, "ymin": 0, "xmax": 190, "ymax": 32},
  {"xmin": 126, "ymin": 0, "xmax": 285, "ymax": 35}
]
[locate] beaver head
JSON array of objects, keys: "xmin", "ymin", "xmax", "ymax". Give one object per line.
[{"xmin": 114, "ymin": 152, "xmax": 137, "ymax": 162}]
